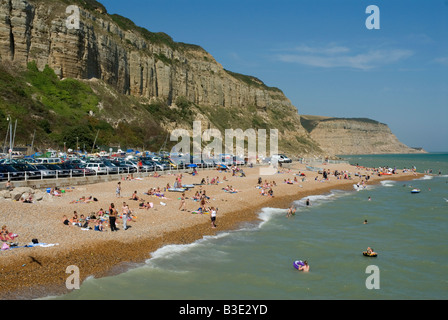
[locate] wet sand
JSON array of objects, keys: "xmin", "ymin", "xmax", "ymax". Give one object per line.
[{"xmin": 0, "ymin": 162, "xmax": 422, "ymax": 299}]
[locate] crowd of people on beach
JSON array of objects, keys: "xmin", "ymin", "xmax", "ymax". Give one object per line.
[{"xmin": 1, "ymin": 160, "xmax": 416, "ymax": 259}]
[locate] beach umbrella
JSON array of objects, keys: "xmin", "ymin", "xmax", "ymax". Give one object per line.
[{"xmin": 187, "ymin": 164, "xmax": 197, "ymax": 168}]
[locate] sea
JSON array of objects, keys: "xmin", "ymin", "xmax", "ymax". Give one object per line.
[{"xmin": 47, "ymin": 153, "xmax": 448, "ymax": 301}]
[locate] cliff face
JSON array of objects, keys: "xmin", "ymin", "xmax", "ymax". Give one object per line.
[
  {"xmin": 0, "ymin": 0, "xmax": 419, "ymax": 156},
  {"xmin": 0, "ymin": 0, "xmax": 297, "ymax": 111},
  {"xmin": 0, "ymin": 0, "xmax": 320, "ymax": 155},
  {"xmin": 301, "ymin": 116, "xmax": 425, "ymax": 155}
]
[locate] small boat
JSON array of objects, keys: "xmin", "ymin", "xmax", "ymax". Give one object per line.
[
  {"xmin": 363, "ymin": 251, "xmax": 377, "ymax": 257},
  {"xmin": 411, "ymin": 189, "xmax": 421, "ymax": 194}
]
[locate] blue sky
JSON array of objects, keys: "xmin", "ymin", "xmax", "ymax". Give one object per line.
[{"xmin": 101, "ymin": 0, "xmax": 448, "ymax": 152}]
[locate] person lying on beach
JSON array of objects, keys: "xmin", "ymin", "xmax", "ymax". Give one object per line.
[
  {"xmin": 223, "ymin": 185, "xmax": 238, "ymax": 193},
  {"xmin": 20, "ymin": 194, "xmax": 33, "ymax": 203},
  {"xmin": 84, "ymin": 196, "xmax": 96, "ymax": 203},
  {"xmin": 70, "ymin": 196, "xmax": 96, "ymax": 204},
  {"xmin": 52, "ymin": 187, "xmax": 63, "ymax": 197}
]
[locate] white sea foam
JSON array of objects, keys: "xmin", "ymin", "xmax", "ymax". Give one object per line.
[
  {"xmin": 292, "ymin": 190, "xmax": 347, "ymax": 208},
  {"xmin": 380, "ymin": 180, "xmax": 396, "ymax": 187},
  {"xmin": 145, "ymin": 231, "xmax": 232, "ymax": 266},
  {"xmin": 417, "ymin": 175, "xmax": 434, "ymax": 180},
  {"xmin": 257, "ymin": 207, "xmax": 286, "ymax": 228}
]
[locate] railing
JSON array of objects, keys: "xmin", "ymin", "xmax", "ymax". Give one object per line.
[{"xmin": 2, "ymin": 162, "xmax": 251, "ymax": 182}]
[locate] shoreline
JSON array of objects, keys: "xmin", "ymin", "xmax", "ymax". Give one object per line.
[{"xmin": 0, "ymin": 163, "xmax": 424, "ymax": 300}]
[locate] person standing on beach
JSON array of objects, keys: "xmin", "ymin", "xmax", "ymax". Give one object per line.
[
  {"xmin": 179, "ymin": 193, "xmax": 186, "ymax": 211},
  {"xmin": 116, "ymin": 182, "xmax": 121, "ymax": 198},
  {"xmin": 122, "ymin": 202, "xmax": 129, "ymax": 230},
  {"xmin": 109, "ymin": 203, "xmax": 118, "ymax": 231},
  {"xmin": 210, "ymin": 207, "xmax": 217, "ymax": 228}
]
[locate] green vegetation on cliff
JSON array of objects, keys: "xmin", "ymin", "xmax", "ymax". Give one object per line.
[{"xmin": 0, "ymin": 63, "xmax": 170, "ymax": 152}]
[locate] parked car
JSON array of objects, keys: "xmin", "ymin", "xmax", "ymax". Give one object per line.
[
  {"xmin": 10, "ymin": 163, "xmax": 42, "ymax": 179},
  {"xmin": 85, "ymin": 163, "xmax": 108, "ymax": 175},
  {"xmin": 30, "ymin": 157, "xmax": 63, "ymax": 165},
  {"xmin": 43, "ymin": 164, "xmax": 71, "ymax": 177},
  {"xmin": 100, "ymin": 160, "xmax": 119, "ymax": 174},
  {"xmin": 120, "ymin": 160, "xmax": 139, "ymax": 170},
  {"xmin": 271, "ymin": 154, "xmax": 292, "ymax": 163},
  {"xmin": 111, "ymin": 161, "xmax": 137, "ymax": 173},
  {"xmin": 0, "ymin": 165, "xmax": 25, "ymax": 180},
  {"xmin": 76, "ymin": 164, "xmax": 96, "ymax": 176},
  {"xmin": 160, "ymin": 159, "xmax": 177, "ymax": 169},
  {"xmin": 32, "ymin": 165, "xmax": 57, "ymax": 179},
  {"xmin": 59, "ymin": 163, "xmax": 85, "ymax": 176},
  {"xmin": 139, "ymin": 160, "xmax": 157, "ymax": 171}
]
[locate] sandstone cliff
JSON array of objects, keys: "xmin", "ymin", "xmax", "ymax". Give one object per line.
[
  {"xmin": 0, "ymin": 0, "xmax": 319, "ymax": 155},
  {"xmin": 0, "ymin": 0, "xmax": 419, "ymax": 157},
  {"xmin": 300, "ymin": 115, "xmax": 425, "ymax": 155}
]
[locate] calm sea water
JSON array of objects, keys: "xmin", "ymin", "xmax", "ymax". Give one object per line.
[{"xmin": 49, "ymin": 153, "xmax": 448, "ymax": 300}]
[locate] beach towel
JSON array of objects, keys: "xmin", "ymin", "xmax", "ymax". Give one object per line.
[{"xmin": 0, "ymin": 233, "xmax": 18, "ymax": 242}]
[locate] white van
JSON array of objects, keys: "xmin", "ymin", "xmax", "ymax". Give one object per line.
[
  {"xmin": 271, "ymin": 154, "xmax": 292, "ymax": 163},
  {"xmin": 85, "ymin": 163, "xmax": 108, "ymax": 174},
  {"xmin": 32, "ymin": 157, "xmax": 63, "ymax": 164}
]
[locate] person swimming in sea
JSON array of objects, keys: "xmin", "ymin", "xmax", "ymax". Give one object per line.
[
  {"xmin": 298, "ymin": 260, "xmax": 310, "ymax": 272},
  {"xmin": 287, "ymin": 206, "xmax": 296, "ymax": 217}
]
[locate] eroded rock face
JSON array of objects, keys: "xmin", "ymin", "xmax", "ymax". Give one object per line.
[
  {"xmin": 0, "ymin": 0, "xmax": 297, "ymax": 112},
  {"xmin": 0, "ymin": 1, "xmax": 419, "ymax": 157},
  {"xmin": 304, "ymin": 117, "xmax": 424, "ymax": 155}
]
